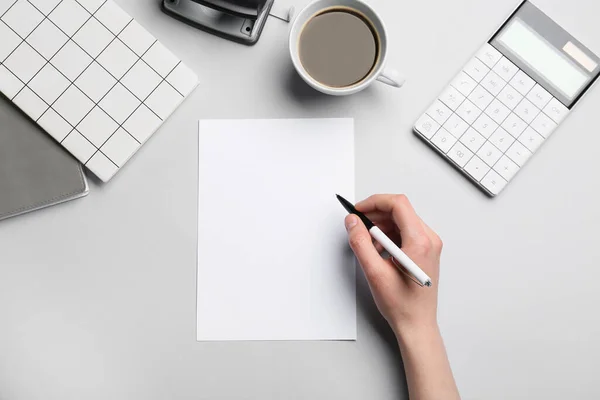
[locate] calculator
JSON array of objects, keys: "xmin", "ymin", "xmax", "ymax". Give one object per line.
[{"xmin": 414, "ymin": 0, "xmax": 600, "ymax": 196}]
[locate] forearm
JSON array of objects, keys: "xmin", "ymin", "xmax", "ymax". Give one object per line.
[{"xmin": 396, "ymin": 324, "xmax": 460, "ymax": 400}]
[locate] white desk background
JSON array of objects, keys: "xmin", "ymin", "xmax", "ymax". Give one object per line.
[{"xmin": 0, "ymin": 0, "xmax": 599, "ymax": 399}]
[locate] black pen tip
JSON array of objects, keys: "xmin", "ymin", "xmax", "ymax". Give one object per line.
[
  {"xmin": 336, "ymin": 194, "xmax": 353, "ymax": 211},
  {"xmin": 335, "ymin": 194, "xmax": 374, "ymax": 229}
]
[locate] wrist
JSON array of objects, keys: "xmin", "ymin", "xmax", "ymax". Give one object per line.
[
  {"xmin": 395, "ymin": 323, "xmax": 443, "ymax": 361},
  {"xmin": 392, "ymin": 317, "xmax": 439, "ymax": 344}
]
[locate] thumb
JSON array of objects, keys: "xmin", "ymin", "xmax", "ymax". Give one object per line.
[{"xmin": 345, "ymin": 215, "xmax": 386, "ymax": 281}]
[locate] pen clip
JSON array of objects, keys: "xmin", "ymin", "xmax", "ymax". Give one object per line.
[{"xmin": 390, "ymin": 257, "xmax": 425, "ymax": 287}]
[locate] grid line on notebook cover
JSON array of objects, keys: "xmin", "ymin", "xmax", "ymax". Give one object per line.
[{"xmin": 0, "ymin": 0, "xmax": 198, "ymax": 182}]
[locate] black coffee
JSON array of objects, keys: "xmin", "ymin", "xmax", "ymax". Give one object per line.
[{"xmin": 299, "ymin": 8, "xmax": 379, "ymax": 88}]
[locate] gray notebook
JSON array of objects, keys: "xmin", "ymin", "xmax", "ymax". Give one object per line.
[{"xmin": 0, "ymin": 95, "xmax": 88, "ymax": 221}]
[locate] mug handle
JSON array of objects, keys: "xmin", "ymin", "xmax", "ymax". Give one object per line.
[{"xmin": 377, "ymin": 68, "xmax": 406, "ymax": 88}]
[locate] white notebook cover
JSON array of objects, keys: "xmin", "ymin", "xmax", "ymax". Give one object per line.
[{"xmin": 0, "ymin": 0, "xmax": 199, "ymax": 182}]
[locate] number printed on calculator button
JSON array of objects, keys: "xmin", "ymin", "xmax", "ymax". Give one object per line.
[
  {"xmin": 463, "ymin": 57, "xmax": 490, "ymax": 82},
  {"xmin": 543, "ymin": 97, "xmax": 569, "ymax": 123},
  {"xmin": 460, "ymin": 127, "xmax": 486, "ymax": 153},
  {"xmin": 477, "ymin": 141, "xmax": 503, "ymax": 166},
  {"xmin": 464, "ymin": 155, "xmax": 490, "ymax": 181},
  {"xmin": 431, "ymin": 128, "xmax": 457, "ymax": 153},
  {"xmin": 443, "ymin": 113, "xmax": 469, "ymax": 138},
  {"xmin": 476, "ymin": 44, "xmax": 502, "ymax": 68},
  {"xmin": 468, "ymin": 85, "xmax": 494, "ymax": 110},
  {"xmin": 514, "ymin": 98, "xmax": 539, "ymax": 123},
  {"xmin": 530, "ymin": 112, "xmax": 557, "ymax": 138},
  {"xmin": 501, "ymin": 113, "xmax": 527, "ymax": 138},
  {"xmin": 526, "ymin": 84, "xmax": 552, "ymax": 109},
  {"xmin": 439, "ymin": 85, "xmax": 465, "ymax": 111},
  {"xmin": 481, "ymin": 170, "xmax": 508, "ymax": 195},
  {"xmin": 493, "ymin": 56, "xmax": 519, "ymax": 82},
  {"xmin": 455, "ymin": 99, "xmax": 482, "ymax": 125},
  {"xmin": 509, "ymin": 70, "xmax": 535, "ymax": 96},
  {"xmin": 481, "ymin": 71, "xmax": 506, "ymax": 96},
  {"xmin": 497, "ymin": 84, "xmax": 523, "ymax": 110},
  {"xmin": 493, "ymin": 155, "xmax": 519, "ymax": 181},
  {"xmin": 452, "ymin": 71, "xmax": 477, "ymax": 96},
  {"xmin": 505, "ymin": 140, "xmax": 532, "ymax": 166},
  {"xmin": 518, "ymin": 127, "xmax": 545, "ymax": 152},
  {"xmin": 472, "ymin": 113, "xmax": 498, "ymax": 138},
  {"xmin": 414, "ymin": 113, "xmax": 440, "ymax": 139},
  {"xmin": 447, "ymin": 142, "xmax": 474, "ymax": 167},
  {"xmin": 489, "ymin": 127, "xmax": 515, "ymax": 152},
  {"xmin": 427, "ymin": 100, "xmax": 452, "ymax": 125},
  {"xmin": 485, "ymin": 99, "xmax": 511, "ymax": 124}
]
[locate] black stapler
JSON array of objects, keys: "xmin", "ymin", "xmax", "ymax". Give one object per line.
[{"xmin": 162, "ymin": 0, "xmax": 292, "ymax": 45}]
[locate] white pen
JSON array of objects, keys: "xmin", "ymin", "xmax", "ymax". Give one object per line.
[{"xmin": 336, "ymin": 194, "xmax": 432, "ymax": 287}]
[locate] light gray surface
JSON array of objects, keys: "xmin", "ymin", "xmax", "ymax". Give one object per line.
[{"xmin": 0, "ymin": 0, "xmax": 599, "ymax": 399}]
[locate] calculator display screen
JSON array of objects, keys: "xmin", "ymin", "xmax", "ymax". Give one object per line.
[
  {"xmin": 497, "ymin": 19, "xmax": 587, "ymax": 99},
  {"xmin": 491, "ymin": 1, "xmax": 600, "ymax": 108}
]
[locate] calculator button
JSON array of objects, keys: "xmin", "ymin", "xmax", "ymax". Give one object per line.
[
  {"xmin": 493, "ymin": 155, "xmax": 519, "ymax": 181},
  {"xmin": 509, "ymin": 70, "xmax": 535, "ymax": 96},
  {"xmin": 472, "ymin": 113, "xmax": 498, "ymax": 138},
  {"xmin": 464, "ymin": 156, "xmax": 490, "ymax": 181},
  {"xmin": 443, "ymin": 114, "xmax": 469, "ymax": 138},
  {"xmin": 460, "ymin": 127, "xmax": 486, "ymax": 153},
  {"xmin": 476, "ymin": 44, "xmax": 502, "ymax": 68},
  {"xmin": 518, "ymin": 127, "xmax": 544, "ymax": 152},
  {"xmin": 485, "ymin": 99, "xmax": 511, "ymax": 124},
  {"xmin": 481, "ymin": 170, "xmax": 508, "ymax": 195},
  {"xmin": 492, "ymin": 56, "xmax": 518, "ymax": 82},
  {"xmin": 514, "ymin": 98, "xmax": 539, "ymax": 124},
  {"xmin": 431, "ymin": 128, "xmax": 457, "ymax": 153},
  {"xmin": 447, "ymin": 142, "xmax": 473, "ymax": 167},
  {"xmin": 501, "ymin": 113, "xmax": 527, "ymax": 138},
  {"xmin": 481, "ymin": 71, "xmax": 506, "ymax": 96},
  {"xmin": 497, "ymin": 85, "xmax": 523, "ymax": 110},
  {"xmin": 427, "ymin": 100, "xmax": 452, "ymax": 125},
  {"xmin": 477, "ymin": 141, "xmax": 503, "ymax": 167},
  {"xmin": 438, "ymin": 85, "xmax": 465, "ymax": 111},
  {"xmin": 455, "ymin": 99, "xmax": 481, "ymax": 125},
  {"xmin": 452, "ymin": 72, "xmax": 477, "ymax": 96},
  {"xmin": 530, "ymin": 112, "xmax": 557, "ymax": 138},
  {"xmin": 543, "ymin": 97, "xmax": 569, "ymax": 124},
  {"xmin": 415, "ymin": 114, "xmax": 440, "ymax": 139},
  {"xmin": 505, "ymin": 140, "xmax": 532, "ymax": 167},
  {"xmin": 463, "ymin": 57, "xmax": 490, "ymax": 82},
  {"xmin": 526, "ymin": 84, "xmax": 552, "ymax": 109},
  {"xmin": 468, "ymin": 85, "xmax": 494, "ymax": 110},
  {"xmin": 489, "ymin": 127, "xmax": 515, "ymax": 152}
]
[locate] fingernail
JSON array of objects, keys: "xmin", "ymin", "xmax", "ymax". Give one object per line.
[{"xmin": 345, "ymin": 215, "xmax": 358, "ymax": 231}]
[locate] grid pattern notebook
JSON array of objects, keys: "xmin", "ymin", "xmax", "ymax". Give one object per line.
[{"xmin": 0, "ymin": 0, "xmax": 198, "ymax": 182}]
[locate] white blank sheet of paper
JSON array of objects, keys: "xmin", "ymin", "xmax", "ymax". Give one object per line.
[{"xmin": 197, "ymin": 119, "xmax": 356, "ymax": 341}]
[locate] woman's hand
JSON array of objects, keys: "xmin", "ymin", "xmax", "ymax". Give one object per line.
[
  {"xmin": 344, "ymin": 194, "xmax": 443, "ymax": 336},
  {"xmin": 345, "ymin": 194, "xmax": 460, "ymax": 400}
]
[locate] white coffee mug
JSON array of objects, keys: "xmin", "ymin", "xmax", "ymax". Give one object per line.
[{"xmin": 289, "ymin": 0, "xmax": 405, "ymax": 96}]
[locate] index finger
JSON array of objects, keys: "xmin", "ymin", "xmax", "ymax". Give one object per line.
[{"xmin": 356, "ymin": 194, "xmax": 424, "ymax": 239}]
